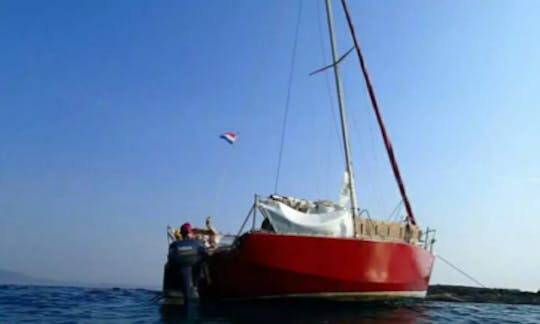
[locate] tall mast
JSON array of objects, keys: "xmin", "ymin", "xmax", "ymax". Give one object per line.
[{"xmin": 324, "ymin": 0, "xmax": 359, "ymax": 226}]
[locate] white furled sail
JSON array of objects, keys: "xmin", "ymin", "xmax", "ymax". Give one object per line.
[
  {"xmin": 338, "ymin": 171, "xmax": 350, "ymax": 208},
  {"xmin": 257, "ymin": 195, "xmax": 353, "ymax": 237}
]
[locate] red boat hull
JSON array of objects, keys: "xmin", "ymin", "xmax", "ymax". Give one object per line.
[{"xmin": 202, "ymin": 232, "xmax": 435, "ymax": 301}]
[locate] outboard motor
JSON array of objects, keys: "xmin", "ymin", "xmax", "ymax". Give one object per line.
[{"xmin": 163, "ymin": 238, "xmax": 207, "ymax": 304}]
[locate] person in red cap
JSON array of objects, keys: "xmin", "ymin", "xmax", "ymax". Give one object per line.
[
  {"xmin": 173, "ymin": 222, "xmax": 193, "ymax": 241},
  {"xmin": 172, "ymin": 219, "xmax": 219, "ymax": 248},
  {"xmin": 180, "ymin": 222, "xmax": 193, "ymax": 240}
]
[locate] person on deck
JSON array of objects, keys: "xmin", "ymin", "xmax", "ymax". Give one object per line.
[
  {"xmin": 172, "ymin": 223, "xmax": 199, "ymax": 241},
  {"xmin": 203, "ymin": 216, "xmax": 218, "ymax": 248},
  {"xmin": 180, "ymin": 222, "xmax": 194, "ymax": 240},
  {"xmin": 171, "ymin": 218, "xmax": 219, "ymax": 249},
  {"xmin": 261, "ymin": 218, "xmax": 275, "ymax": 232}
]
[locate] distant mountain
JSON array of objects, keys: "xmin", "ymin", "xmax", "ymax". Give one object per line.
[
  {"xmin": 0, "ymin": 268, "xmax": 158, "ymax": 290},
  {"xmin": 0, "ymin": 269, "xmax": 56, "ymax": 286}
]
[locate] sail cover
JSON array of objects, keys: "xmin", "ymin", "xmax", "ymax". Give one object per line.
[{"xmin": 257, "ymin": 195, "xmax": 353, "ymax": 237}]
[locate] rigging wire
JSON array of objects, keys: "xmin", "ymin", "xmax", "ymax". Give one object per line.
[
  {"xmin": 213, "ymin": 6, "xmax": 286, "ymax": 208},
  {"xmin": 436, "ymin": 254, "xmax": 487, "ymax": 288},
  {"xmin": 386, "ymin": 199, "xmax": 404, "ymax": 222},
  {"xmin": 348, "ymin": 105, "xmax": 387, "ymax": 216},
  {"xmin": 274, "ymin": 0, "xmax": 303, "ymax": 193}
]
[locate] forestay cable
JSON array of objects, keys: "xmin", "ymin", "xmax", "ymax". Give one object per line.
[{"xmin": 274, "ymin": 0, "xmax": 303, "ymax": 193}]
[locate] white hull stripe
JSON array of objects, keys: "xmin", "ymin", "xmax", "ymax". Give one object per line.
[{"xmin": 222, "ymin": 290, "xmax": 427, "ymax": 302}]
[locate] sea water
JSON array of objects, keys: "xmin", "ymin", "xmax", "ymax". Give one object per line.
[{"xmin": 1, "ymin": 285, "xmax": 539, "ymax": 323}]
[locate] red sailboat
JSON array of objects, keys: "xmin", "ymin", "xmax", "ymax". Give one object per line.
[{"xmin": 164, "ymin": 0, "xmax": 436, "ymax": 303}]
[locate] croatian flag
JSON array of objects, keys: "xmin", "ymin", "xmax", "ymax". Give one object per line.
[{"xmin": 220, "ymin": 132, "xmax": 237, "ymax": 144}]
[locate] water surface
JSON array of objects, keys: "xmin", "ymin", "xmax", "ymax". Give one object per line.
[{"xmin": 1, "ymin": 285, "xmax": 539, "ymax": 323}]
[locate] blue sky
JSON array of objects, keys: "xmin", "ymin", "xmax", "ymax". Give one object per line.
[{"xmin": 1, "ymin": 0, "xmax": 539, "ymax": 291}]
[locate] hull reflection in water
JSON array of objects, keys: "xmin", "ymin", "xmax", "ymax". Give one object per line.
[{"xmin": 160, "ymin": 299, "xmax": 429, "ymax": 324}]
